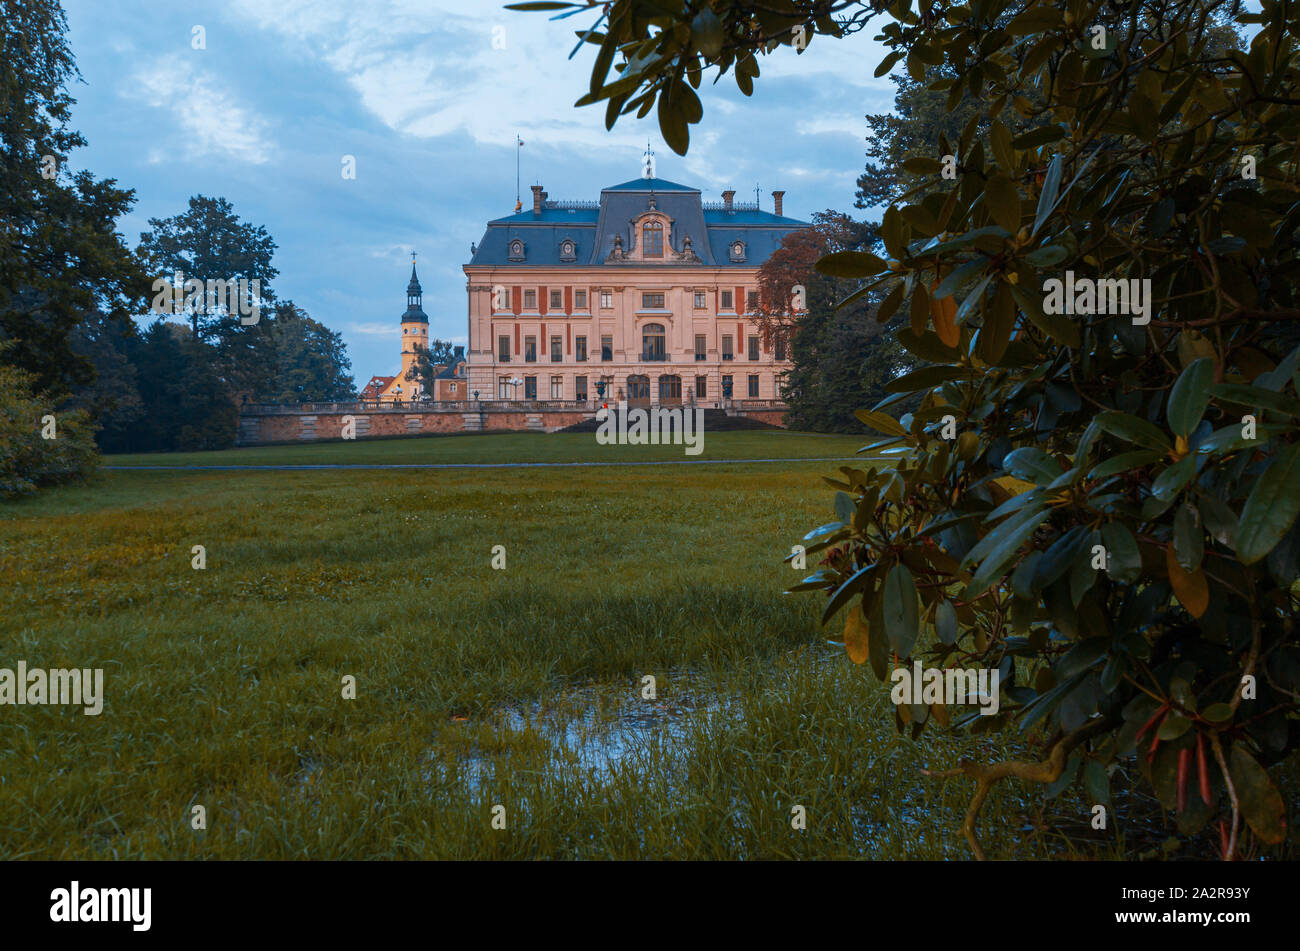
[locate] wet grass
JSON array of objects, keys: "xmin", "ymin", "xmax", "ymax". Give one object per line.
[{"xmin": 0, "ymin": 436, "xmax": 1262, "ymax": 859}]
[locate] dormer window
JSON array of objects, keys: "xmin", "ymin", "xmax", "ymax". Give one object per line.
[
  {"xmin": 508, "ymin": 239, "xmax": 526, "ymax": 262},
  {"xmin": 642, "ymin": 221, "xmax": 664, "ymax": 257},
  {"xmin": 559, "ymin": 238, "xmax": 576, "ymax": 262},
  {"xmin": 729, "ymin": 240, "xmax": 747, "ymax": 263}
]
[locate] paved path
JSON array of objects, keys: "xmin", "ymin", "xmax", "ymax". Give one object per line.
[{"xmin": 105, "ymin": 457, "xmax": 862, "ymax": 472}]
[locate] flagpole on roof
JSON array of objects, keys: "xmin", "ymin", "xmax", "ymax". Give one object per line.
[{"xmin": 515, "ymin": 134, "xmax": 524, "ymax": 211}]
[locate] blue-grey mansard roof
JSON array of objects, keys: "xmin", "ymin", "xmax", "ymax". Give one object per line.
[{"xmin": 466, "ymin": 177, "xmax": 806, "ymax": 270}]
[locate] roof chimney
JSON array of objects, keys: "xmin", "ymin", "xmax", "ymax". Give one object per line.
[
  {"xmin": 531, "ymin": 184, "xmax": 544, "ymax": 216},
  {"xmin": 722, "ymin": 189, "xmax": 735, "ymax": 211},
  {"xmin": 772, "ymin": 190, "xmax": 785, "ymax": 217}
]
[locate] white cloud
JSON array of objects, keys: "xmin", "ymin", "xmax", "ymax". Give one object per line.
[
  {"xmin": 797, "ymin": 116, "xmax": 867, "ymax": 139},
  {"xmin": 125, "ymin": 55, "xmax": 273, "ymax": 165},
  {"xmin": 349, "ymin": 322, "xmax": 400, "ymax": 336},
  {"xmin": 227, "ymin": 0, "xmax": 888, "ymax": 169}
]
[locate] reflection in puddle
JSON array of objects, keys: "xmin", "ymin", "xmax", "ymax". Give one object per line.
[{"xmin": 432, "ymin": 672, "xmax": 730, "ymax": 794}]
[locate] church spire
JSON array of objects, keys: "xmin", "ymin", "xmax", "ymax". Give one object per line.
[
  {"xmin": 407, "ymin": 253, "xmax": 422, "ymax": 301},
  {"xmin": 402, "ymin": 254, "xmax": 428, "ymax": 323}
]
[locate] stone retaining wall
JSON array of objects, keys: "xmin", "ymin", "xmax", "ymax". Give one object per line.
[{"xmin": 236, "ymin": 403, "xmax": 788, "ymax": 445}]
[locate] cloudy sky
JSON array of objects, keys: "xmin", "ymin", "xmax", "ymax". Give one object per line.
[{"xmin": 61, "ymin": 0, "xmax": 894, "ymax": 380}]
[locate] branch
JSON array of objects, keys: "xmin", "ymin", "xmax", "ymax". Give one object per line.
[{"xmin": 927, "ymin": 715, "xmax": 1117, "ymax": 860}]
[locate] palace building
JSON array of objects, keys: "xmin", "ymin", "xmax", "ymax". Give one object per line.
[{"xmin": 462, "ymin": 172, "xmax": 806, "ymax": 406}]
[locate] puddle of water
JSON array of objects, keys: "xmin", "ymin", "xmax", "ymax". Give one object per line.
[{"xmin": 430, "ymin": 670, "xmax": 733, "ymax": 794}]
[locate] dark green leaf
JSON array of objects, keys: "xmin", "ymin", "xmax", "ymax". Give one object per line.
[{"xmin": 1237, "ymin": 442, "xmax": 1300, "ymax": 564}]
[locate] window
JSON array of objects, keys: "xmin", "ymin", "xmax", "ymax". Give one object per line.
[
  {"xmin": 600, "ymin": 289, "xmax": 612, "ymax": 309},
  {"xmin": 642, "ymin": 221, "xmax": 663, "ymax": 257},
  {"xmin": 748, "ymin": 336, "xmax": 760, "ymax": 361},
  {"xmin": 642, "ymin": 323, "xmax": 666, "ymax": 361},
  {"xmin": 775, "ymin": 338, "xmax": 787, "ymax": 361},
  {"xmin": 748, "ymin": 374, "xmax": 760, "ymax": 398},
  {"xmin": 747, "ymin": 291, "xmax": 759, "ymax": 312},
  {"xmin": 659, "ymin": 375, "xmax": 682, "ymax": 401},
  {"xmin": 498, "ymin": 376, "xmax": 512, "ymax": 399},
  {"xmin": 550, "ymin": 335, "xmax": 562, "ymax": 362},
  {"xmin": 524, "ymin": 376, "xmax": 537, "ymax": 399},
  {"xmin": 695, "ymin": 375, "xmax": 707, "ymax": 398},
  {"xmin": 575, "ymin": 375, "xmax": 588, "ymax": 401},
  {"xmin": 694, "ymin": 290, "xmax": 706, "ymax": 309},
  {"xmin": 493, "ymin": 286, "xmax": 511, "ymax": 310},
  {"xmin": 575, "ymin": 289, "xmax": 587, "ymax": 309},
  {"xmin": 627, "ymin": 374, "xmax": 650, "ymax": 400},
  {"xmin": 641, "ymin": 292, "xmax": 665, "ymax": 309},
  {"xmin": 524, "ymin": 336, "xmax": 536, "ymax": 362},
  {"xmin": 575, "ymin": 335, "xmax": 587, "ymax": 362},
  {"xmin": 550, "ymin": 375, "xmax": 563, "ymax": 399},
  {"xmin": 694, "ymin": 334, "xmax": 706, "ymax": 361},
  {"xmin": 722, "ymin": 374, "xmax": 733, "ymax": 397},
  {"xmin": 720, "ymin": 290, "xmax": 733, "ymax": 310},
  {"xmin": 450, "ymin": 383, "xmax": 457, "ymax": 394},
  {"xmin": 601, "ymin": 335, "xmax": 613, "ymax": 361},
  {"xmin": 550, "ymin": 290, "xmax": 563, "ymax": 310},
  {"xmin": 722, "ymin": 334, "xmax": 733, "ymax": 360},
  {"xmin": 498, "ymin": 335, "xmax": 511, "ymax": 362},
  {"xmin": 524, "ymin": 289, "xmax": 537, "ymax": 310}
]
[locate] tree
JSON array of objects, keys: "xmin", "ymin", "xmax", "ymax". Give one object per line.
[
  {"xmin": 520, "ymin": 0, "xmax": 1300, "ymax": 859},
  {"xmin": 137, "ymin": 195, "xmax": 280, "ymax": 397},
  {"xmin": 783, "ymin": 297, "xmax": 911, "ymax": 433},
  {"xmin": 857, "ymin": 72, "xmax": 1006, "ymax": 211},
  {"xmin": 66, "ymin": 311, "xmax": 145, "ymax": 449},
  {"xmin": 98, "ymin": 321, "xmax": 238, "ymax": 454},
  {"xmin": 257, "ymin": 301, "xmax": 356, "ymax": 403},
  {"xmin": 754, "ymin": 211, "xmax": 913, "ymax": 431},
  {"xmin": 0, "ymin": 0, "xmax": 148, "ymax": 398},
  {"xmin": 0, "ymin": 361, "xmax": 99, "ymax": 497},
  {"xmin": 404, "ymin": 338, "xmax": 458, "ymax": 398}
]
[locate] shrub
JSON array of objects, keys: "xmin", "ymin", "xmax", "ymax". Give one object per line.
[
  {"xmin": 519, "ymin": 0, "xmax": 1300, "ymax": 858},
  {"xmin": 0, "ymin": 364, "xmax": 99, "ymax": 497}
]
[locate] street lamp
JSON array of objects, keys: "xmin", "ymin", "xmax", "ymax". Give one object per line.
[{"xmin": 508, "ymin": 376, "xmax": 523, "ymax": 401}]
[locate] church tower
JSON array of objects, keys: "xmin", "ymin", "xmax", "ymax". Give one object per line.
[{"xmin": 399, "ymin": 258, "xmax": 429, "ymax": 399}]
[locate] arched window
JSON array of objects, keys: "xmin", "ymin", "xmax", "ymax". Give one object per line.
[
  {"xmin": 658, "ymin": 374, "xmax": 682, "ymax": 402},
  {"xmin": 642, "ymin": 221, "xmax": 664, "ymax": 257},
  {"xmin": 627, "ymin": 374, "xmax": 650, "ymax": 401},
  {"xmin": 642, "ymin": 323, "xmax": 666, "ymax": 361}
]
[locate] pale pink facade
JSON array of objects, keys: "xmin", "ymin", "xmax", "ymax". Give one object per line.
[{"xmin": 462, "ymin": 176, "xmax": 803, "ymax": 406}]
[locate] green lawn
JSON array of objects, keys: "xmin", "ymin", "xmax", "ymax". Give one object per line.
[
  {"xmin": 103, "ymin": 429, "xmax": 869, "ymax": 468},
  {"xmin": 0, "ymin": 432, "xmax": 1196, "ymax": 859}
]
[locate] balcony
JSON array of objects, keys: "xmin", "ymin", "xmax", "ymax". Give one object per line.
[{"xmin": 640, "ymin": 352, "xmax": 669, "ymax": 362}]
